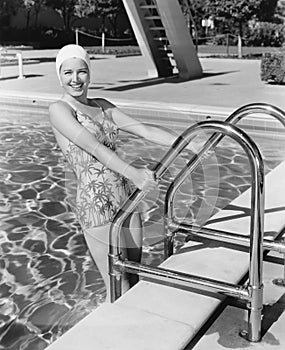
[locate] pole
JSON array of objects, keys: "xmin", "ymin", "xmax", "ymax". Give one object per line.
[
  {"xmin": 101, "ymin": 32, "xmax": 105, "ymax": 53},
  {"xmin": 238, "ymin": 34, "xmax": 242, "ymax": 59},
  {"xmin": 226, "ymin": 33, "xmax": 229, "ymax": 56},
  {"xmin": 75, "ymin": 28, "xmax": 79, "ymax": 45},
  {"xmin": 16, "ymin": 52, "xmax": 25, "ymax": 79}
]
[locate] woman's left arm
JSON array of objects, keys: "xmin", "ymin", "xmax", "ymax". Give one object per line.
[{"xmin": 101, "ymin": 100, "xmax": 200, "ymax": 153}]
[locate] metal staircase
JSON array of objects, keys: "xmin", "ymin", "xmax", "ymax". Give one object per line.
[
  {"xmin": 138, "ymin": 0, "xmax": 175, "ymax": 76},
  {"xmin": 122, "ymin": 0, "xmax": 202, "ymax": 79}
]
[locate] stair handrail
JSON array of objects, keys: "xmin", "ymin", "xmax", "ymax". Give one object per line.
[
  {"xmin": 165, "ymin": 103, "xmax": 285, "ymax": 229},
  {"xmin": 109, "ymin": 120, "xmax": 264, "ymax": 341}
]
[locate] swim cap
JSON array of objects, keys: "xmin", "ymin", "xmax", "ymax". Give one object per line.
[{"xmin": 55, "ymin": 44, "xmax": 91, "ymax": 80}]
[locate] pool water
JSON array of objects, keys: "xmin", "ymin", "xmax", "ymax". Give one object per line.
[{"xmin": 0, "ymin": 117, "xmax": 284, "ymax": 350}]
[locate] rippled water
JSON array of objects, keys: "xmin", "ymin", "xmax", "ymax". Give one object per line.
[{"xmin": 0, "ymin": 116, "xmax": 284, "ymax": 350}]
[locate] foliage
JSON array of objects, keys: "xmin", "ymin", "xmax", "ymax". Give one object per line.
[
  {"xmin": 75, "ymin": 0, "xmax": 125, "ymax": 35},
  {"xmin": 0, "ymin": 0, "xmax": 21, "ymax": 26},
  {"xmin": 257, "ymin": 0, "xmax": 278, "ymax": 22},
  {"xmin": 260, "ymin": 50, "xmax": 285, "ymax": 83},
  {"xmin": 200, "ymin": 0, "xmax": 283, "ymax": 52},
  {"xmin": 275, "ymin": 0, "xmax": 285, "ymax": 22},
  {"xmin": 179, "ymin": 0, "xmax": 207, "ymax": 40},
  {"xmin": 246, "ymin": 21, "xmax": 285, "ymax": 47},
  {"xmin": 45, "ymin": 0, "xmax": 77, "ymax": 31},
  {"xmin": 74, "ymin": 0, "xmax": 96, "ymax": 18},
  {"xmin": 0, "ymin": 0, "xmax": 284, "ymax": 48}
]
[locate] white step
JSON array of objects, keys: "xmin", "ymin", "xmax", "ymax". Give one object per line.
[{"xmin": 45, "ymin": 302, "xmax": 193, "ymax": 350}]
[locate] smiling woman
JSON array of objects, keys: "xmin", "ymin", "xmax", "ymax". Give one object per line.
[{"xmin": 48, "ymin": 44, "xmax": 199, "ymax": 302}]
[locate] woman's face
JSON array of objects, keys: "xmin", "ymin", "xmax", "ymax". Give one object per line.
[{"xmin": 59, "ymin": 57, "xmax": 90, "ymax": 99}]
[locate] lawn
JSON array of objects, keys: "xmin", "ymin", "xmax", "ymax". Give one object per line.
[
  {"xmin": 86, "ymin": 44, "xmax": 281, "ymax": 59},
  {"xmin": 197, "ymin": 44, "xmax": 281, "ymax": 58}
]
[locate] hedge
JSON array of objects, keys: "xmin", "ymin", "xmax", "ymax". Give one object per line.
[
  {"xmin": 246, "ymin": 22, "xmax": 285, "ymax": 47},
  {"xmin": 260, "ymin": 50, "xmax": 285, "ymax": 84}
]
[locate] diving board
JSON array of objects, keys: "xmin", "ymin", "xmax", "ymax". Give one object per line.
[{"xmin": 46, "ymin": 160, "xmax": 285, "ymax": 350}]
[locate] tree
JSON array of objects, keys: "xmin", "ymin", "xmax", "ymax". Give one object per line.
[
  {"xmin": 0, "ymin": 0, "xmax": 21, "ymax": 26},
  {"xmin": 23, "ymin": 0, "xmax": 35, "ymax": 29},
  {"xmin": 21, "ymin": 0, "xmax": 47, "ymax": 29},
  {"xmin": 75, "ymin": 0, "xmax": 126, "ymax": 36},
  {"xmin": 204, "ymin": 0, "xmax": 263, "ymax": 56},
  {"xmin": 276, "ymin": 0, "xmax": 285, "ymax": 23},
  {"xmin": 257, "ymin": 0, "xmax": 278, "ymax": 22},
  {"xmin": 177, "ymin": 0, "xmax": 205, "ymax": 46},
  {"xmin": 105, "ymin": 0, "xmax": 125, "ymax": 37},
  {"xmin": 33, "ymin": 0, "xmax": 46, "ymax": 28},
  {"xmin": 46, "ymin": 0, "xmax": 77, "ymax": 31}
]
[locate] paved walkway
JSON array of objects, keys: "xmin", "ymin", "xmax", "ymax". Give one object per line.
[{"xmin": 0, "ymin": 49, "xmax": 284, "ymax": 113}]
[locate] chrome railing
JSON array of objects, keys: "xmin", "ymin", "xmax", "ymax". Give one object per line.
[
  {"xmin": 165, "ymin": 102, "xmax": 285, "ymax": 236},
  {"xmin": 164, "ymin": 103, "xmax": 285, "ymax": 257},
  {"xmin": 109, "ymin": 119, "xmax": 266, "ymax": 342}
]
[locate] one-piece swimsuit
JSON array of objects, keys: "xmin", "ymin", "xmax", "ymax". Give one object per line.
[{"xmin": 63, "ymin": 99, "xmax": 131, "ymax": 230}]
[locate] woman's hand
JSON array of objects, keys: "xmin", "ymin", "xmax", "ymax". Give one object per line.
[{"xmin": 127, "ymin": 167, "xmax": 157, "ymax": 192}]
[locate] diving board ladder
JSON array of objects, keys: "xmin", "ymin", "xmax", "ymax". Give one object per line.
[{"xmin": 122, "ymin": 0, "xmax": 202, "ymax": 79}]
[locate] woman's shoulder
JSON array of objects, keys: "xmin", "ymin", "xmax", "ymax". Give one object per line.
[
  {"xmin": 49, "ymin": 100, "xmax": 77, "ymax": 126},
  {"xmin": 49, "ymin": 99, "xmax": 74, "ymax": 115},
  {"xmin": 90, "ymin": 98, "xmax": 116, "ymax": 110}
]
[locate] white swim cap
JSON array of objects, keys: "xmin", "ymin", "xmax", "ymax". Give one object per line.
[{"xmin": 55, "ymin": 44, "xmax": 91, "ymax": 80}]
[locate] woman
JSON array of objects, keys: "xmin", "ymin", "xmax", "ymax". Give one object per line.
[{"xmin": 49, "ymin": 44, "xmax": 198, "ymax": 301}]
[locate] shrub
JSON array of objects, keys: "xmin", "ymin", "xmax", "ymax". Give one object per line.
[
  {"xmin": 260, "ymin": 50, "xmax": 285, "ymax": 84},
  {"xmin": 246, "ymin": 22, "xmax": 285, "ymax": 47}
]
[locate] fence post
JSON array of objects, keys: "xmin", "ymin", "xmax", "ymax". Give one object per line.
[
  {"xmin": 101, "ymin": 32, "xmax": 105, "ymax": 53},
  {"xmin": 75, "ymin": 28, "xmax": 79, "ymax": 45},
  {"xmin": 226, "ymin": 33, "xmax": 229, "ymax": 56},
  {"xmin": 238, "ymin": 34, "xmax": 243, "ymax": 59},
  {"xmin": 16, "ymin": 52, "xmax": 25, "ymax": 79}
]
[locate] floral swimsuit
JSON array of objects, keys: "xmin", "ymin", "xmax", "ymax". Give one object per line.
[{"xmin": 64, "ymin": 99, "xmax": 131, "ymax": 229}]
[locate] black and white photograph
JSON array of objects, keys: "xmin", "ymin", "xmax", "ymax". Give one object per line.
[{"xmin": 0, "ymin": 1, "xmax": 285, "ymax": 349}]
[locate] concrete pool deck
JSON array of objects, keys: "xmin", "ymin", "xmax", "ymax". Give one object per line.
[
  {"xmin": 1, "ymin": 50, "xmax": 285, "ymax": 350},
  {"xmin": 0, "ymin": 49, "xmax": 284, "ymax": 114}
]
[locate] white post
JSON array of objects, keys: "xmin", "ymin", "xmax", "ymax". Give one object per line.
[
  {"xmin": 16, "ymin": 52, "xmax": 25, "ymax": 79},
  {"xmin": 238, "ymin": 34, "xmax": 243, "ymax": 59},
  {"xmin": 101, "ymin": 32, "xmax": 105, "ymax": 53},
  {"xmin": 0, "ymin": 52, "xmax": 2, "ymax": 79},
  {"xmin": 75, "ymin": 28, "xmax": 79, "ymax": 45}
]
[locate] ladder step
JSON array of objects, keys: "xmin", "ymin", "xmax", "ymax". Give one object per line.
[
  {"xmin": 149, "ymin": 27, "xmax": 165, "ymax": 31},
  {"xmin": 162, "ymin": 56, "xmax": 175, "ymax": 63},
  {"xmin": 140, "ymin": 5, "xmax": 157, "ymax": 9},
  {"xmin": 145, "ymin": 16, "xmax": 161, "ymax": 20},
  {"xmin": 158, "ymin": 46, "xmax": 172, "ymax": 52},
  {"xmin": 153, "ymin": 37, "xmax": 168, "ymax": 41}
]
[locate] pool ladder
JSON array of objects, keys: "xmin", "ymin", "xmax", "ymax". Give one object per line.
[{"xmin": 108, "ymin": 103, "xmax": 285, "ymax": 343}]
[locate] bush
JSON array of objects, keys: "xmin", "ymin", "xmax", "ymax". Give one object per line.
[
  {"xmin": 260, "ymin": 50, "xmax": 285, "ymax": 84},
  {"xmin": 246, "ymin": 22, "xmax": 285, "ymax": 47}
]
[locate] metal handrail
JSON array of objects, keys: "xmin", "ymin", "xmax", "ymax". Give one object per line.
[
  {"xmin": 165, "ymin": 103, "xmax": 285, "ymax": 232},
  {"xmin": 109, "ymin": 120, "xmax": 264, "ymax": 342}
]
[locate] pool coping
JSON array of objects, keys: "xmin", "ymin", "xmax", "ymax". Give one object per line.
[{"xmin": 0, "ymin": 89, "xmax": 284, "ymax": 137}]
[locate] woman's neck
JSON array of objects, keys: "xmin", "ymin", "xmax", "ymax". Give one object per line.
[{"xmin": 64, "ymin": 93, "xmax": 89, "ymax": 106}]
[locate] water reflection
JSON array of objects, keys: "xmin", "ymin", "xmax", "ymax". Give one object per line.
[{"xmin": 0, "ymin": 119, "xmax": 284, "ymax": 350}]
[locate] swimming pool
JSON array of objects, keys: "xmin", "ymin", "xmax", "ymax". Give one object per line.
[{"xmin": 0, "ymin": 112, "xmax": 284, "ymax": 350}]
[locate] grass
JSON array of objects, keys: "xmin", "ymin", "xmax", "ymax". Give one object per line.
[
  {"xmin": 197, "ymin": 44, "xmax": 282, "ymax": 58},
  {"xmin": 85, "ymin": 44, "xmax": 281, "ymax": 59}
]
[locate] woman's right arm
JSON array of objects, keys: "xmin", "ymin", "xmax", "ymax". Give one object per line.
[{"xmin": 49, "ymin": 102, "xmax": 156, "ymax": 191}]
